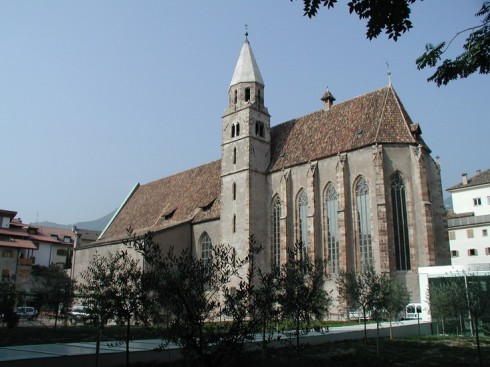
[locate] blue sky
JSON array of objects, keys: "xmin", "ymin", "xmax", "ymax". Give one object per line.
[{"xmin": 1, "ymin": 0, "xmax": 488, "ymax": 225}]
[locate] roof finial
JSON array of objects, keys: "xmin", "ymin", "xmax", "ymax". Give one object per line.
[
  {"xmin": 386, "ymin": 62, "xmax": 392, "ymax": 87},
  {"xmin": 245, "ymin": 24, "xmax": 249, "ymax": 39}
]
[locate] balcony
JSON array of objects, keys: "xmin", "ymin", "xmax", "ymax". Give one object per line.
[{"xmin": 17, "ymin": 257, "xmax": 35, "ymax": 266}]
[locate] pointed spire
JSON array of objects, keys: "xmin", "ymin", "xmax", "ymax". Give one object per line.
[{"xmin": 230, "ymin": 36, "xmax": 264, "ymax": 87}]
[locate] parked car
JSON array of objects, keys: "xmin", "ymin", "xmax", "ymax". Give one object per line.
[
  {"xmin": 67, "ymin": 305, "xmax": 93, "ymax": 325},
  {"xmin": 348, "ymin": 308, "xmax": 371, "ymax": 321},
  {"xmin": 14, "ymin": 307, "xmax": 38, "ymax": 321}
]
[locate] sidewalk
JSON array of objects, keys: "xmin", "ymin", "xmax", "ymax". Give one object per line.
[{"xmin": 0, "ymin": 320, "xmax": 430, "ymax": 367}]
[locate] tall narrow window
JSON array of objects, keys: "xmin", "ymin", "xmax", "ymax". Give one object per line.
[
  {"xmin": 200, "ymin": 233, "xmax": 212, "ymax": 265},
  {"xmin": 245, "ymin": 87, "xmax": 250, "ymax": 102},
  {"xmin": 271, "ymin": 196, "xmax": 281, "ymax": 267},
  {"xmin": 325, "ymin": 184, "xmax": 340, "ymax": 273},
  {"xmin": 231, "ymin": 124, "xmax": 235, "ymax": 138},
  {"xmin": 391, "ymin": 173, "xmax": 411, "ymax": 270},
  {"xmin": 232, "ymin": 182, "xmax": 236, "ymax": 200},
  {"xmin": 236, "ymin": 123, "xmax": 240, "ymax": 136},
  {"xmin": 234, "ymin": 89, "xmax": 237, "ymax": 104},
  {"xmin": 298, "ymin": 190, "xmax": 308, "ymax": 257},
  {"xmin": 257, "ymin": 89, "xmax": 262, "ymax": 104},
  {"xmin": 355, "ymin": 177, "xmax": 373, "ymax": 271},
  {"xmin": 233, "ymin": 147, "xmax": 237, "ymax": 164},
  {"xmin": 255, "ymin": 121, "xmax": 264, "ymax": 137},
  {"xmin": 233, "ymin": 215, "xmax": 236, "ymax": 233}
]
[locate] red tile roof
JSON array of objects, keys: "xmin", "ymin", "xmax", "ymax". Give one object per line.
[
  {"xmin": 98, "ymin": 86, "xmax": 425, "ymax": 243},
  {"xmin": 0, "ymin": 238, "xmax": 38, "ymax": 250},
  {"xmin": 100, "ymin": 160, "xmax": 221, "ymax": 242},
  {"xmin": 269, "ymin": 86, "xmax": 420, "ymax": 171}
]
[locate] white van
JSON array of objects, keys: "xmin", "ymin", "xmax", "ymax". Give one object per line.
[{"xmin": 404, "ymin": 303, "xmax": 423, "ymax": 320}]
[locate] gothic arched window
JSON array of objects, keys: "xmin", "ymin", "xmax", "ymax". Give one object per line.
[
  {"xmin": 200, "ymin": 232, "xmax": 212, "ymax": 265},
  {"xmin": 325, "ymin": 184, "xmax": 340, "ymax": 273},
  {"xmin": 271, "ymin": 196, "xmax": 281, "ymax": 267},
  {"xmin": 233, "ymin": 147, "xmax": 236, "ymax": 164},
  {"xmin": 297, "ymin": 189, "xmax": 308, "ymax": 257},
  {"xmin": 231, "ymin": 124, "xmax": 235, "ymax": 138},
  {"xmin": 391, "ymin": 172, "xmax": 411, "ymax": 270},
  {"xmin": 355, "ymin": 176, "xmax": 373, "ymax": 271},
  {"xmin": 236, "ymin": 123, "xmax": 240, "ymax": 136}
]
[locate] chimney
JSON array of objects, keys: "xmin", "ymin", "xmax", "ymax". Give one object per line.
[
  {"xmin": 321, "ymin": 89, "xmax": 336, "ymax": 111},
  {"xmin": 462, "ymin": 173, "xmax": 468, "ymax": 185}
]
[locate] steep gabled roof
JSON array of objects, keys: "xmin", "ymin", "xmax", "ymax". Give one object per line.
[
  {"xmin": 100, "ymin": 160, "xmax": 221, "ymax": 243},
  {"xmin": 98, "ymin": 86, "xmax": 426, "ymax": 243},
  {"xmin": 269, "ymin": 86, "xmax": 421, "ymax": 171}
]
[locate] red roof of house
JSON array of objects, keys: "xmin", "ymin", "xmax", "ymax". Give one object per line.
[{"xmin": 0, "ymin": 238, "xmax": 38, "ymax": 250}]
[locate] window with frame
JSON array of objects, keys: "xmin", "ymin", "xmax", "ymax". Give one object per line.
[
  {"xmin": 255, "ymin": 121, "xmax": 264, "ymax": 137},
  {"xmin": 451, "ymin": 250, "xmax": 459, "ymax": 257},
  {"xmin": 468, "ymin": 248, "xmax": 478, "ymax": 256},
  {"xmin": 245, "ymin": 87, "xmax": 250, "ymax": 102},
  {"xmin": 449, "ymin": 231, "xmax": 456, "ymax": 240},
  {"xmin": 487, "ymin": 196, "xmax": 490, "ymax": 205},
  {"xmin": 271, "ymin": 196, "xmax": 281, "ymax": 267},
  {"xmin": 485, "ymin": 247, "xmax": 490, "ymax": 255},
  {"xmin": 473, "ymin": 197, "xmax": 482, "ymax": 206},
  {"xmin": 391, "ymin": 173, "xmax": 411, "ymax": 270},
  {"xmin": 200, "ymin": 233, "xmax": 212, "ymax": 264},
  {"xmin": 63, "ymin": 236, "xmax": 71, "ymax": 243},
  {"xmin": 57, "ymin": 249, "xmax": 68, "ymax": 256},
  {"xmin": 297, "ymin": 189, "xmax": 308, "ymax": 258},
  {"xmin": 356, "ymin": 176, "xmax": 373, "ymax": 271},
  {"xmin": 483, "ymin": 229, "xmax": 488, "ymax": 237},
  {"xmin": 2, "ymin": 250, "xmax": 13, "ymax": 258},
  {"xmin": 467, "ymin": 229, "xmax": 474, "ymax": 238},
  {"xmin": 325, "ymin": 184, "xmax": 340, "ymax": 273}
]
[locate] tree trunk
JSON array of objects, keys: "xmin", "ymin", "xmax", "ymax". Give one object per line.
[
  {"xmin": 474, "ymin": 315, "xmax": 482, "ymax": 367},
  {"xmin": 96, "ymin": 326, "xmax": 102, "ymax": 367},
  {"xmin": 126, "ymin": 314, "xmax": 131, "ymax": 367}
]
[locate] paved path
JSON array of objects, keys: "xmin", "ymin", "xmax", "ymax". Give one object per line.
[{"xmin": 0, "ymin": 320, "xmax": 429, "ymax": 367}]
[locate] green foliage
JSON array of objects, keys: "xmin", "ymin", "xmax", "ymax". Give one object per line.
[
  {"xmin": 80, "ymin": 249, "xmax": 150, "ymax": 367},
  {"xmin": 0, "ymin": 281, "xmax": 19, "ymax": 329},
  {"xmin": 126, "ymin": 229, "xmax": 255, "ymax": 366},
  {"xmin": 31, "ymin": 265, "xmax": 75, "ymax": 327},
  {"xmin": 416, "ymin": 1, "xmax": 490, "ymax": 85},
  {"xmin": 296, "ymin": 0, "xmax": 489, "ymax": 85},
  {"xmin": 295, "ymin": 0, "xmax": 417, "ymax": 40},
  {"xmin": 278, "ymin": 241, "xmax": 332, "ymax": 356}
]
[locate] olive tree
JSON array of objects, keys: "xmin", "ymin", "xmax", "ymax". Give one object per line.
[
  {"xmin": 80, "ymin": 249, "xmax": 149, "ymax": 367},
  {"xmin": 278, "ymin": 242, "xmax": 331, "ymax": 357}
]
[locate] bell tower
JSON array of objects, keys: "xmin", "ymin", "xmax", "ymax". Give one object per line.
[{"xmin": 221, "ymin": 34, "xmax": 271, "ymax": 261}]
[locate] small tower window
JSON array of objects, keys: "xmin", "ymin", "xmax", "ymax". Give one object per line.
[
  {"xmin": 257, "ymin": 89, "xmax": 262, "ymax": 105},
  {"xmin": 236, "ymin": 123, "xmax": 240, "ymax": 136},
  {"xmin": 233, "ymin": 215, "xmax": 236, "ymax": 233},
  {"xmin": 245, "ymin": 88, "xmax": 250, "ymax": 102},
  {"xmin": 234, "ymin": 90, "xmax": 238, "ymax": 104},
  {"xmin": 255, "ymin": 121, "xmax": 264, "ymax": 137},
  {"xmin": 233, "ymin": 147, "xmax": 237, "ymax": 164},
  {"xmin": 231, "ymin": 124, "xmax": 235, "ymax": 138},
  {"xmin": 232, "ymin": 182, "xmax": 236, "ymax": 200}
]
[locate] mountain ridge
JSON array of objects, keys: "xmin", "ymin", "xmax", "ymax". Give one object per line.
[{"xmin": 33, "ymin": 210, "xmax": 115, "ymax": 232}]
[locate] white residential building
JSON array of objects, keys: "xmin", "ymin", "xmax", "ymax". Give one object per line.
[{"xmin": 447, "ymin": 169, "xmax": 490, "ymax": 265}]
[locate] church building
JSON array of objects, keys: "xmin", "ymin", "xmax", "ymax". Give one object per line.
[{"xmin": 73, "ymin": 36, "xmax": 450, "ymax": 307}]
